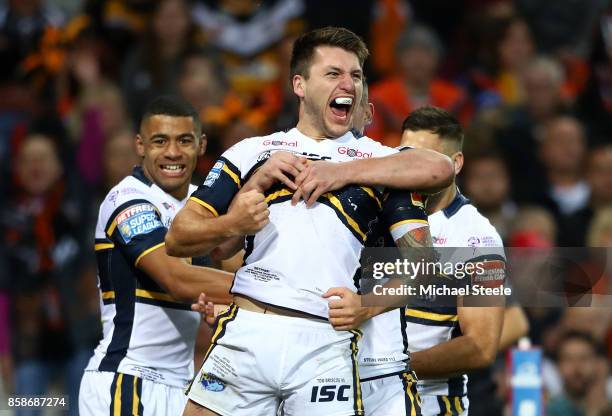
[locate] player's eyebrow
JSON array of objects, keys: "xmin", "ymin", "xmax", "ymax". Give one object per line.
[
  {"xmin": 177, "ymin": 133, "xmax": 196, "ymax": 140},
  {"xmin": 150, "ymin": 133, "xmax": 170, "ymax": 140}
]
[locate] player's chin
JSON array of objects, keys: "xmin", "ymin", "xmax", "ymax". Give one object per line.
[{"xmin": 325, "ymin": 121, "xmax": 351, "ymax": 138}]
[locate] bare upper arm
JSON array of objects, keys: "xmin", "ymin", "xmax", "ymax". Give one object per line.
[{"xmin": 136, "ymin": 243, "xmax": 186, "ymax": 296}]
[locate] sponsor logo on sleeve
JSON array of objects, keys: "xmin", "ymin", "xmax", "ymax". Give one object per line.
[
  {"xmin": 470, "ymin": 260, "xmax": 506, "ymax": 288},
  {"xmin": 115, "ymin": 203, "xmax": 163, "ymax": 243},
  {"xmin": 204, "ymin": 161, "xmax": 224, "ymax": 187}
]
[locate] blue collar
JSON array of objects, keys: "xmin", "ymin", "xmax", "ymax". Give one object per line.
[
  {"xmin": 442, "ymin": 188, "xmax": 470, "ymax": 218},
  {"xmin": 131, "ymin": 166, "xmax": 152, "ymax": 186}
]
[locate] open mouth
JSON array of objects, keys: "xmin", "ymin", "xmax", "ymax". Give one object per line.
[
  {"xmin": 329, "ymin": 97, "xmax": 353, "ymax": 121},
  {"xmin": 160, "ymin": 164, "xmax": 186, "ymax": 177}
]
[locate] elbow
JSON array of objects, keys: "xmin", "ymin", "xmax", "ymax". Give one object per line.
[
  {"xmin": 432, "ymin": 155, "xmax": 454, "ymax": 189},
  {"xmin": 474, "ymin": 341, "xmax": 498, "ymax": 368},
  {"xmin": 164, "ymin": 232, "xmax": 182, "ymax": 257},
  {"xmin": 418, "ymin": 152, "xmax": 454, "ymax": 195},
  {"xmin": 466, "ymin": 335, "xmax": 497, "ymax": 369},
  {"xmin": 479, "ymin": 346, "xmax": 498, "ymax": 368},
  {"xmin": 166, "ymin": 279, "xmax": 195, "ymax": 303}
]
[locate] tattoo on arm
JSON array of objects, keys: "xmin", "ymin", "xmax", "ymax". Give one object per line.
[{"xmin": 395, "ymin": 226, "xmax": 433, "ymax": 248}]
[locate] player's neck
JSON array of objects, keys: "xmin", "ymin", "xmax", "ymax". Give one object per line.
[
  {"xmin": 296, "ymin": 118, "xmax": 328, "ymax": 141},
  {"xmin": 425, "ymin": 184, "xmax": 457, "ymax": 215}
]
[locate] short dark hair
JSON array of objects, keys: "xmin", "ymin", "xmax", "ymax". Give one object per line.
[
  {"xmin": 140, "ymin": 96, "xmax": 201, "ymax": 136},
  {"xmin": 290, "ymin": 26, "xmax": 369, "ymax": 80},
  {"xmin": 556, "ymin": 330, "xmax": 603, "ymax": 361},
  {"xmin": 401, "ymin": 106, "xmax": 464, "ymax": 150}
]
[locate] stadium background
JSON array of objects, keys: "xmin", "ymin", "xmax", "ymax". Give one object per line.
[{"xmin": 0, "ymin": 0, "xmax": 611, "ymax": 414}]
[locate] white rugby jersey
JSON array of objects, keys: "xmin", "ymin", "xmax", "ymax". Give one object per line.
[
  {"xmin": 405, "ymin": 190, "xmax": 506, "ymax": 397},
  {"xmin": 85, "ymin": 167, "xmax": 201, "ymax": 388},
  {"xmin": 357, "ymin": 189, "xmax": 428, "ymax": 380},
  {"xmin": 191, "ymin": 128, "xmax": 395, "ymax": 318}
]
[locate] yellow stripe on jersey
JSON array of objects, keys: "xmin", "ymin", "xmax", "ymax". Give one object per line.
[
  {"xmin": 323, "ymin": 193, "xmax": 366, "ymax": 241},
  {"xmin": 406, "ymin": 309, "xmax": 458, "ymax": 322},
  {"xmin": 134, "ymin": 242, "xmax": 165, "ymax": 267},
  {"xmin": 189, "ymin": 197, "xmax": 219, "ymax": 217},
  {"xmin": 442, "ymin": 395, "xmax": 453, "ymax": 416},
  {"xmin": 102, "ymin": 291, "xmax": 115, "ymax": 300},
  {"xmin": 266, "ymin": 188, "xmax": 293, "ymax": 203},
  {"xmin": 389, "ymin": 219, "xmax": 429, "ymax": 231},
  {"xmin": 360, "ymin": 186, "xmax": 381, "ymax": 209},
  {"xmin": 222, "ymin": 164, "xmax": 241, "ymax": 188},
  {"xmin": 455, "ymin": 396, "xmax": 464, "ymax": 413},
  {"xmin": 95, "ymin": 242, "xmax": 115, "ymax": 251},
  {"xmin": 135, "ymin": 289, "xmax": 176, "ymax": 302},
  {"xmin": 113, "ymin": 373, "xmax": 123, "ymax": 416},
  {"xmin": 107, "ymin": 220, "xmax": 118, "ymax": 237}
]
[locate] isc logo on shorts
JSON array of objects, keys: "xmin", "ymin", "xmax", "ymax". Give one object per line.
[{"xmin": 310, "ymin": 385, "xmax": 351, "ymax": 402}]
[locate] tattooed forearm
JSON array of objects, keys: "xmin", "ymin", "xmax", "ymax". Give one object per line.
[{"xmin": 395, "ymin": 226, "xmax": 433, "ymax": 248}]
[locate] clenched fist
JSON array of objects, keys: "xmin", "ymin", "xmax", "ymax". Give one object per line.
[
  {"xmin": 243, "ymin": 151, "xmax": 309, "ymax": 193},
  {"xmin": 227, "ymin": 190, "xmax": 270, "ymax": 235}
]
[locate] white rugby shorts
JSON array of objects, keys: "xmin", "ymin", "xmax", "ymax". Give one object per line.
[
  {"xmin": 186, "ymin": 304, "xmax": 364, "ymax": 416},
  {"xmin": 79, "ymin": 370, "xmax": 188, "ymax": 415}
]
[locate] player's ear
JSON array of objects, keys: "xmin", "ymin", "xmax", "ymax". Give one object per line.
[
  {"xmin": 365, "ymin": 102, "xmax": 375, "ymax": 126},
  {"xmin": 199, "ymin": 133, "xmax": 207, "ymax": 156},
  {"xmin": 136, "ymin": 134, "xmax": 145, "ymax": 157},
  {"xmin": 293, "ymin": 74, "xmax": 305, "ymax": 99},
  {"xmin": 453, "ymin": 151, "xmax": 464, "ymax": 175}
]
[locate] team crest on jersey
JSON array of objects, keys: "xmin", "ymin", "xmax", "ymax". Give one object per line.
[
  {"xmin": 204, "ymin": 161, "xmax": 224, "ymax": 187},
  {"xmin": 200, "ymin": 372, "xmax": 225, "ymax": 392},
  {"xmin": 115, "ymin": 203, "xmax": 163, "ymax": 243}
]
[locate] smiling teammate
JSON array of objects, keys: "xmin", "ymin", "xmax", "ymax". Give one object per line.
[
  {"xmin": 79, "ymin": 97, "xmax": 238, "ymax": 416},
  {"xmin": 166, "ymin": 27, "xmax": 454, "ymax": 416}
]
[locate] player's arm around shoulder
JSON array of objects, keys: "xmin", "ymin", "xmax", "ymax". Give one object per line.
[
  {"xmin": 292, "ymin": 142, "xmax": 454, "ymax": 206},
  {"xmin": 137, "ymin": 245, "xmax": 234, "ymax": 304}
]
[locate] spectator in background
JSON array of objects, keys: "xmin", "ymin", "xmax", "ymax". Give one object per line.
[
  {"xmin": 0, "ymin": 0, "xmax": 65, "ymax": 81},
  {"xmin": 191, "ymin": 0, "xmax": 304, "ymax": 138},
  {"xmin": 538, "ymin": 115, "xmax": 590, "ymax": 216},
  {"xmin": 462, "ymin": 150, "xmax": 516, "ymax": 241},
  {"xmin": 508, "ymin": 206, "xmax": 557, "ymax": 247},
  {"xmin": 515, "ymin": 0, "xmax": 603, "ymax": 57},
  {"xmin": 495, "ymin": 57, "xmax": 569, "ymax": 203},
  {"xmin": 73, "ymin": 83, "xmax": 131, "ymax": 186},
  {"xmin": 121, "ymin": 0, "xmax": 205, "ymax": 125},
  {"xmin": 1, "ymin": 132, "xmax": 96, "ymax": 416},
  {"xmin": 576, "ymin": 8, "xmax": 612, "ymax": 141},
  {"xmin": 367, "ymin": 24, "xmax": 470, "ymax": 147},
  {"xmin": 559, "ymin": 145, "xmax": 612, "ymax": 246},
  {"xmin": 471, "ymin": 15, "xmax": 535, "ymax": 107},
  {"xmin": 100, "ymin": 128, "xmax": 139, "ymax": 192},
  {"xmin": 547, "ymin": 331, "xmax": 610, "ymax": 416}
]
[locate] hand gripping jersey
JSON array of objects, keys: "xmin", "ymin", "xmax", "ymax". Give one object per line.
[
  {"xmin": 85, "ymin": 167, "xmax": 201, "ymax": 388},
  {"xmin": 405, "ymin": 190, "xmax": 506, "ymax": 398},
  {"xmin": 357, "ymin": 189, "xmax": 428, "ymax": 380},
  {"xmin": 190, "ymin": 128, "xmax": 397, "ymax": 318}
]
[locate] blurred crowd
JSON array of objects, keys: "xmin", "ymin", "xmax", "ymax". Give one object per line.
[{"xmin": 0, "ymin": 0, "xmax": 611, "ymax": 415}]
